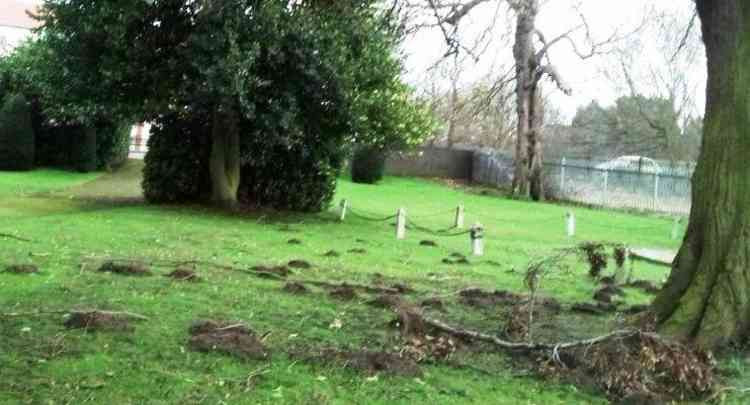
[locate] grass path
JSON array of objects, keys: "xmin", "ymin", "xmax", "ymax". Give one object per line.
[{"xmin": 0, "ymin": 165, "xmax": 746, "ymax": 404}]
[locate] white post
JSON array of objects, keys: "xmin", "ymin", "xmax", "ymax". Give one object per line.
[
  {"xmin": 396, "ymin": 208, "xmax": 406, "ymax": 240},
  {"xmin": 671, "ymin": 217, "xmax": 682, "ymax": 240},
  {"xmin": 471, "ymin": 222, "xmax": 484, "ymax": 256},
  {"xmin": 560, "ymin": 157, "xmax": 567, "ymax": 194},
  {"xmin": 566, "ymin": 212, "xmax": 576, "ymax": 237},
  {"xmin": 339, "ymin": 199, "xmax": 348, "ymax": 221},
  {"xmin": 454, "ymin": 204, "xmax": 465, "ymax": 229}
]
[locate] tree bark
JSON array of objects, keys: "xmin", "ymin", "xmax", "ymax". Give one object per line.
[
  {"xmin": 652, "ymin": 0, "xmax": 750, "ymax": 349},
  {"xmin": 511, "ymin": 0, "xmax": 541, "ymax": 200},
  {"xmin": 528, "ymin": 88, "xmax": 545, "ymax": 200},
  {"xmin": 209, "ymin": 102, "xmax": 241, "ymax": 208}
]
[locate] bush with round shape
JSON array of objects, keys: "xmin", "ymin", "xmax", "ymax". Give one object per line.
[
  {"xmin": 351, "ymin": 145, "xmax": 387, "ymax": 184},
  {"xmin": 0, "ymin": 93, "xmax": 35, "ymax": 171}
]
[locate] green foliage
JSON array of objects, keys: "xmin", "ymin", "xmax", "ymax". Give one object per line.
[
  {"xmin": 142, "ymin": 112, "xmax": 212, "ymax": 204},
  {"xmin": 96, "ymin": 121, "xmax": 131, "ymax": 170},
  {"xmin": 0, "ymin": 93, "xmax": 35, "ymax": 171},
  {"xmin": 351, "ymin": 145, "xmax": 387, "ymax": 184},
  {"xmin": 70, "ymin": 125, "xmax": 97, "ymax": 173}
]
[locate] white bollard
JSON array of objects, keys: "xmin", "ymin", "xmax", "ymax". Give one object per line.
[
  {"xmin": 454, "ymin": 204, "xmax": 465, "ymax": 229},
  {"xmin": 339, "ymin": 199, "xmax": 348, "ymax": 221},
  {"xmin": 470, "ymin": 222, "xmax": 484, "ymax": 256},
  {"xmin": 396, "ymin": 208, "xmax": 407, "ymax": 240},
  {"xmin": 566, "ymin": 212, "xmax": 576, "ymax": 237}
]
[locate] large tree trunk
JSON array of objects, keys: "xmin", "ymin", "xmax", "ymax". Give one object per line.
[
  {"xmin": 511, "ymin": 0, "xmax": 539, "ymax": 199},
  {"xmin": 528, "ymin": 88, "xmax": 545, "ymax": 200},
  {"xmin": 652, "ymin": 0, "xmax": 750, "ymax": 349},
  {"xmin": 209, "ymin": 102, "xmax": 241, "ymax": 208}
]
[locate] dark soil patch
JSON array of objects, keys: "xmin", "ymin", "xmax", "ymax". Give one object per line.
[
  {"xmin": 539, "ymin": 332, "xmax": 715, "ymax": 402},
  {"xmin": 347, "ymin": 248, "xmax": 367, "ymax": 254},
  {"xmin": 371, "ymin": 273, "xmax": 385, "ymax": 284},
  {"xmin": 420, "ymin": 297, "xmax": 445, "ymax": 311},
  {"xmin": 288, "ymin": 260, "xmax": 312, "ymax": 270},
  {"xmin": 622, "ymin": 304, "xmax": 651, "ymax": 315},
  {"xmin": 390, "ymin": 283, "xmax": 414, "ymax": 294},
  {"xmin": 313, "ymin": 349, "xmax": 422, "ymax": 377},
  {"xmin": 459, "ymin": 288, "xmax": 524, "ymax": 307},
  {"xmin": 282, "ymin": 282, "xmax": 309, "ymax": 295},
  {"xmin": 329, "ymin": 285, "xmax": 358, "ymax": 301},
  {"xmin": 355, "ymin": 238, "xmax": 367, "ymax": 244},
  {"xmin": 287, "ymin": 239, "xmax": 303, "ymax": 245},
  {"xmin": 64, "ymin": 311, "xmax": 134, "ymax": 332},
  {"xmin": 165, "ymin": 268, "xmax": 201, "ymax": 282},
  {"xmin": 367, "ymin": 294, "xmax": 403, "ymax": 309},
  {"xmin": 188, "ymin": 320, "xmax": 268, "ymax": 361},
  {"xmin": 442, "ymin": 257, "xmax": 471, "ymax": 265},
  {"xmin": 594, "ymin": 285, "xmax": 626, "ymax": 304},
  {"xmin": 98, "ymin": 261, "xmax": 152, "ymax": 276},
  {"xmin": 323, "ymin": 250, "xmax": 340, "ymax": 258},
  {"xmin": 419, "ymin": 240, "xmax": 438, "ymax": 247},
  {"xmin": 600, "ymin": 276, "xmax": 616, "ymax": 285},
  {"xmin": 251, "ymin": 265, "xmax": 292, "ymax": 278},
  {"xmin": 4, "ymin": 264, "xmax": 39, "ymax": 274},
  {"xmin": 450, "ymin": 252, "xmax": 466, "ymax": 259},
  {"xmin": 485, "ymin": 260, "xmax": 503, "ymax": 267},
  {"xmin": 626, "ymin": 280, "xmax": 661, "ymax": 294},
  {"xmin": 570, "ymin": 302, "xmax": 617, "ymax": 315}
]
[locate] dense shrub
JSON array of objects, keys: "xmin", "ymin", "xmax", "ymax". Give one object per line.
[
  {"xmin": 239, "ymin": 140, "xmax": 345, "ymax": 212},
  {"xmin": 96, "ymin": 121, "xmax": 131, "ymax": 170},
  {"xmin": 142, "ymin": 112, "xmax": 212, "ymax": 203},
  {"xmin": 69, "ymin": 125, "xmax": 97, "ymax": 172},
  {"xmin": 0, "ymin": 93, "xmax": 35, "ymax": 171},
  {"xmin": 351, "ymin": 145, "xmax": 387, "ymax": 184}
]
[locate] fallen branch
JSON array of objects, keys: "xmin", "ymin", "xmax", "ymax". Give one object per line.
[
  {"xmin": 0, "ymin": 233, "xmax": 32, "ymax": 242},
  {"xmin": 421, "ymin": 313, "xmax": 639, "ymax": 351}
]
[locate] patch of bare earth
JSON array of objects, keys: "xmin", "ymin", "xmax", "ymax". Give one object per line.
[
  {"xmin": 188, "ymin": 320, "xmax": 269, "ymax": 361},
  {"xmin": 165, "ymin": 267, "xmax": 201, "ymax": 282},
  {"xmin": 98, "ymin": 261, "xmax": 152, "ymax": 276},
  {"xmin": 4, "ymin": 264, "xmax": 39, "ymax": 274},
  {"xmin": 64, "ymin": 311, "xmax": 136, "ymax": 332}
]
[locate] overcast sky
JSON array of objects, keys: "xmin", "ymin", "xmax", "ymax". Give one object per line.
[{"xmin": 401, "ymin": 0, "xmax": 706, "ymax": 123}]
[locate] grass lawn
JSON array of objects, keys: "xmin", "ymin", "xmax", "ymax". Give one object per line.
[{"xmin": 1, "ymin": 161, "xmax": 747, "ymax": 404}]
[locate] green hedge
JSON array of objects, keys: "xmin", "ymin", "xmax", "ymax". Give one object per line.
[
  {"xmin": 351, "ymin": 145, "xmax": 386, "ymax": 184},
  {"xmin": 0, "ymin": 93, "xmax": 35, "ymax": 171}
]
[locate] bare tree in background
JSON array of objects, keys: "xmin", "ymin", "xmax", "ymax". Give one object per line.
[{"xmin": 407, "ymin": 0, "xmax": 627, "ymax": 201}]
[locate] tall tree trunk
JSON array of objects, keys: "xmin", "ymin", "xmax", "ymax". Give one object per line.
[
  {"xmin": 511, "ymin": 0, "xmax": 538, "ymax": 198},
  {"xmin": 652, "ymin": 0, "xmax": 750, "ymax": 349},
  {"xmin": 528, "ymin": 87, "xmax": 545, "ymax": 200},
  {"xmin": 209, "ymin": 102, "xmax": 241, "ymax": 208}
]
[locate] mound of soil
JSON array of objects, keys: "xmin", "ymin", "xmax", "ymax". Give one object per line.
[
  {"xmin": 251, "ymin": 265, "xmax": 292, "ymax": 278},
  {"xmin": 287, "ymin": 239, "xmax": 303, "ymax": 245},
  {"xmin": 329, "ymin": 285, "xmax": 358, "ymax": 301},
  {"xmin": 347, "ymin": 248, "xmax": 367, "ymax": 254},
  {"xmin": 165, "ymin": 268, "xmax": 200, "ymax": 282},
  {"xmin": 626, "ymin": 280, "xmax": 661, "ymax": 294},
  {"xmin": 4, "ymin": 264, "xmax": 39, "ymax": 274},
  {"xmin": 571, "ymin": 302, "xmax": 617, "ymax": 315},
  {"xmin": 594, "ymin": 285, "xmax": 626, "ymax": 304},
  {"xmin": 420, "ymin": 297, "xmax": 445, "ymax": 311},
  {"xmin": 442, "ymin": 256, "xmax": 470, "ymax": 265},
  {"xmin": 282, "ymin": 282, "xmax": 309, "ymax": 295},
  {"xmin": 539, "ymin": 332, "xmax": 715, "ymax": 402},
  {"xmin": 355, "ymin": 238, "xmax": 368, "ymax": 244},
  {"xmin": 287, "ymin": 260, "xmax": 312, "ymax": 270},
  {"xmin": 390, "ymin": 283, "xmax": 414, "ymax": 294},
  {"xmin": 188, "ymin": 320, "xmax": 268, "ymax": 361},
  {"xmin": 459, "ymin": 288, "xmax": 523, "ymax": 307},
  {"xmin": 450, "ymin": 252, "xmax": 465, "ymax": 258},
  {"xmin": 367, "ymin": 294, "xmax": 403, "ymax": 309},
  {"xmin": 420, "ymin": 240, "xmax": 438, "ymax": 247},
  {"xmin": 314, "ymin": 349, "xmax": 422, "ymax": 377},
  {"xmin": 98, "ymin": 261, "xmax": 151, "ymax": 276},
  {"xmin": 64, "ymin": 311, "xmax": 135, "ymax": 332},
  {"xmin": 323, "ymin": 250, "xmax": 340, "ymax": 258}
]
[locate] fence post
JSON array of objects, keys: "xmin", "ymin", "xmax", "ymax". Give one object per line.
[
  {"xmin": 471, "ymin": 222, "xmax": 484, "ymax": 256},
  {"xmin": 396, "ymin": 208, "xmax": 407, "ymax": 240},
  {"xmin": 566, "ymin": 212, "xmax": 576, "ymax": 237},
  {"xmin": 454, "ymin": 204, "xmax": 465, "ymax": 229},
  {"xmin": 560, "ymin": 157, "xmax": 566, "ymax": 193},
  {"xmin": 339, "ymin": 199, "xmax": 348, "ymax": 222}
]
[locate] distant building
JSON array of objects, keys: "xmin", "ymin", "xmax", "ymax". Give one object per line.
[{"xmin": 0, "ymin": 1, "xmax": 40, "ymax": 54}]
